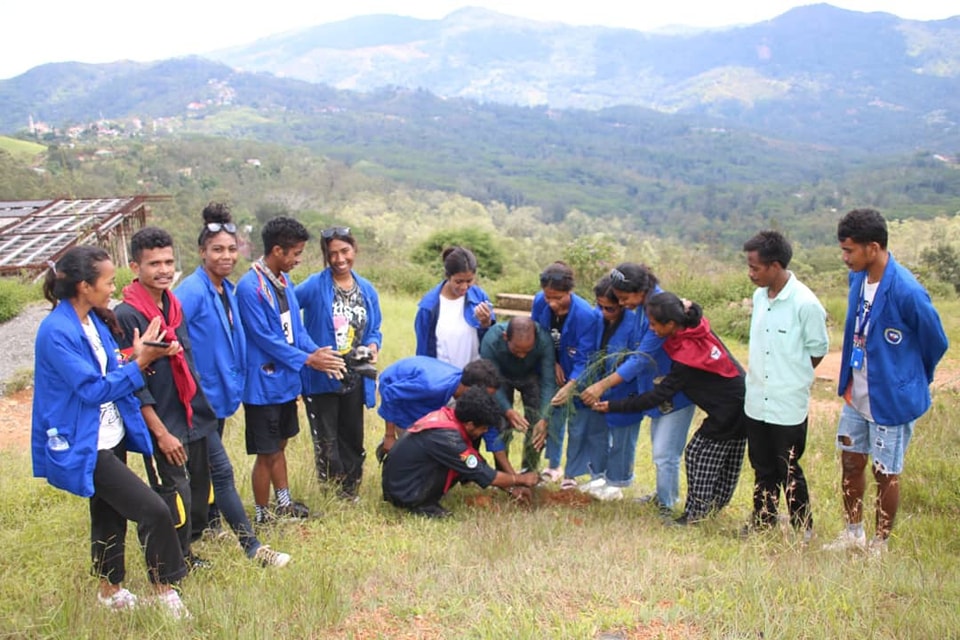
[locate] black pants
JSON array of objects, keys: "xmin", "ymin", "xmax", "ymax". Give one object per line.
[
  {"xmin": 746, "ymin": 416, "xmax": 812, "ymax": 530},
  {"xmin": 500, "ymin": 374, "xmax": 543, "ymax": 472},
  {"xmin": 144, "ymin": 436, "xmax": 211, "ymax": 558},
  {"xmin": 91, "ymin": 445, "xmax": 186, "ymax": 585},
  {"xmin": 305, "ymin": 386, "xmax": 366, "ymax": 496},
  {"xmin": 384, "ymin": 470, "xmax": 450, "ymax": 511}
]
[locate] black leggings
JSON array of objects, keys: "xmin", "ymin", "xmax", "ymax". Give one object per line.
[{"xmin": 90, "ymin": 446, "xmax": 187, "ymax": 585}]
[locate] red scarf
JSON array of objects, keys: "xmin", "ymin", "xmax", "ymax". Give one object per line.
[
  {"xmin": 408, "ymin": 407, "xmax": 480, "ymax": 493},
  {"xmin": 122, "ymin": 280, "xmax": 198, "ymax": 427},
  {"xmin": 663, "ymin": 317, "xmax": 740, "ymax": 379}
]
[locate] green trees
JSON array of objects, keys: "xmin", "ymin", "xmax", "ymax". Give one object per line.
[
  {"xmin": 411, "ymin": 228, "xmax": 504, "ymax": 279},
  {"xmin": 921, "ymin": 243, "xmax": 960, "ymax": 294}
]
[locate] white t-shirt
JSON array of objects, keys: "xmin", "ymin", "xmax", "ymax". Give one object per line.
[
  {"xmin": 850, "ymin": 280, "xmax": 878, "ymax": 421},
  {"xmin": 435, "ymin": 294, "xmax": 479, "ymax": 369},
  {"xmin": 82, "ymin": 319, "xmax": 125, "ymax": 450}
]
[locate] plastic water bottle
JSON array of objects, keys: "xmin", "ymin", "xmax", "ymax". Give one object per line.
[{"xmin": 46, "ymin": 428, "xmax": 69, "ymax": 451}]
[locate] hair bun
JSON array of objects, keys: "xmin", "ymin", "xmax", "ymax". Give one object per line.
[{"xmin": 202, "ymin": 202, "xmax": 232, "ymax": 225}]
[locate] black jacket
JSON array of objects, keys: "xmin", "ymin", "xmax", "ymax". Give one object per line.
[{"xmin": 607, "ymin": 359, "xmax": 746, "ymax": 441}]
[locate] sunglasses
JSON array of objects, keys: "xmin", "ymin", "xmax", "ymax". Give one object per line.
[
  {"xmin": 539, "ymin": 272, "xmax": 573, "ymax": 288},
  {"xmin": 321, "ymin": 226, "xmax": 350, "ymax": 239},
  {"xmin": 206, "ymin": 222, "xmax": 237, "ymax": 233},
  {"xmin": 609, "ymin": 268, "xmax": 630, "ymax": 284},
  {"xmin": 598, "ymin": 303, "xmax": 620, "ymax": 313}
]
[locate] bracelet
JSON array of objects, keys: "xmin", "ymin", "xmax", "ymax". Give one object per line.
[{"xmin": 511, "ymin": 473, "xmax": 517, "ymax": 486}]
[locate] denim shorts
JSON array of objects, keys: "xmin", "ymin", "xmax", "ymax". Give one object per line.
[{"xmin": 836, "ymin": 403, "xmax": 914, "ymax": 475}]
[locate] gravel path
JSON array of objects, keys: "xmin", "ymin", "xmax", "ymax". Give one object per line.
[{"xmin": 0, "ymin": 302, "xmax": 48, "ymax": 396}]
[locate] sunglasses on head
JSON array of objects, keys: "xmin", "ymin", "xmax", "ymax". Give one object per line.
[
  {"xmin": 321, "ymin": 226, "xmax": 350, "ymax": 239},
  {"xmin": 609, "ymin": 268, "xmax": 630, "ymax": 284},
  {"xmin": 539, "ymin": 272, "xmax": 572, "ymax": 288},
  {"xmin": 206, "ymin": 222, "xmax": 237, "ymax": 234}
]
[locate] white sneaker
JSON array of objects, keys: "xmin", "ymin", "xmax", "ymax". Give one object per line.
[
  {"xmin": 153, "ymin": 589, "xmax": 191, "ymax": 620},
  {"xmin": 97, "ymin": 587, "xmax": 138, "ymax": 611},
  {"xmin": 590, "ymin": 485, "xmax": 624, "ymax": 501},
  {"xmin": 822, "ymin": 528, "xmax": 867, "ymax": 552},
  {"xmin": 255, "ymin": 544, "xmax": 292, "ymax": 568},
  {"xmin": 578, "ymin": 477, "xmax": 606, "ymax": 493}
]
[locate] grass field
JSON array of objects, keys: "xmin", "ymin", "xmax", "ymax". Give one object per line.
[
  {"xmin": 1, "ymin": 293, "xmax": 958, "ymax": 639},
  {"xmin": 0, "ymin": 136, "xmax": 46, "ymax": 162}
]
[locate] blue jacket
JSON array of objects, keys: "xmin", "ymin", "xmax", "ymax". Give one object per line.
[
  {"xmin": 295, "ymin": 269, "xmax": 383, "ymax": 406},
  {"xmin": 586, "ymin": 307, "xmax": 644, "ymax": 428},
  {"xmin": 617, "ymin": 286, "xmax": 693, "ymax": 419},
  {"xmin": 175, "ymin": 267, "xmax": 246, "ymax": 419},
  {"xmin": 531, "ymin": 291, "xmax": 600, "ymax": 383},
  {"xmin": 414, "ymin": 281, "xmax": 493, "ymax": 358},
  {"xmin": 378, "ymin": 357, "xmax": 462, "ymax": 430},
  {"xmin": 236, "ymin": 266, "xmax": 319, "ymax": 405},
  {"xmin": 838, "ymin": 254, "xmax": 948, "ymax": 425},
  {"xmin": 31, "ymin": 303, "xmax": 153, "ymax": 498},
  {"xmin": 377, "ymin": 356, "xmax": 505, "ymax": 453}
]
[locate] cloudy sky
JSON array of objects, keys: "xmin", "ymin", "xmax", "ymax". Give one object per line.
[{"xmin": 1, "ymin": 0, "xmax": 956, "ymax": 79}]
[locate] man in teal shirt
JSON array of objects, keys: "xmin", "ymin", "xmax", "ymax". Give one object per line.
[
  {"xmin": 479, "ymin": 316, "xmax": 556, "ymax": 472},
  {"xmin": 742, "ymin": 230, "xmax": 829, "ymax": 539}
]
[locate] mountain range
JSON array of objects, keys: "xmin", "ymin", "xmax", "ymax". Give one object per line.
[
  {"xmin": 1, "ymin": 2, "xmax": 959, "ymax": 239},
  {"xmin": 0, "ymin": 4, "xmax": 958, "ymax": 154},
  {"xmin": 209, "ymin": 3, "xmax": 960, "ymax": 150}
]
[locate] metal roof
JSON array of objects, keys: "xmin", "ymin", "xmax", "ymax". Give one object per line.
[{"xmin": 0, "ymin": 196, "xmax": 163, "ymax": 278}]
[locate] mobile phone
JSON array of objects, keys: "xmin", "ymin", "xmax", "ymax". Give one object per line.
[{"xmin": 143, "ymin": 340, "xmax": 171, "ymax": 348}]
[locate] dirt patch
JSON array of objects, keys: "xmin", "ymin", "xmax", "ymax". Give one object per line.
[{"xmin": 0, "ymin": 388, "xmax": 32, "ymax": 452}]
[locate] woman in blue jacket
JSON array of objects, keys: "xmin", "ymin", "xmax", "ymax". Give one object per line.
[
  {"xmin": 531, "ymin": 261, "xmax": 600, "ymax": 488},
  {"xmin": 414, "ymin": 246, "xmax": 494, "ymax": 368},
  {"xmin": 580, "ymin": 263, "xmax": 696, "ymax": 510},
  {"xmin": 297, "ymin": 226, "xmax": 382, "ymax": 500},
  {"xmin": 576, "ymin": 275, "xmax": 645, "ymax": 500},
  {"xmin": 31, "ymin": 246, "xmax": 189, "ymax": 618},
  {"xmin": 176, "ymin": 203, "xmax": 290, "ymax": 567}
]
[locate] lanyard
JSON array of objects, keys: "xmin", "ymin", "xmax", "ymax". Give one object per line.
[{"xmin": 854, "ymin": 278, "xmax": 873, "ymax": 340}]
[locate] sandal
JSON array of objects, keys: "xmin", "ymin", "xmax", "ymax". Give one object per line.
[
  {"xmin": 560, "ymin": 478, "xmax": 578, "ymax": 491},
  {"xmin": 539, "ymin": 468, "xmax": 562, "ymax": 483}
]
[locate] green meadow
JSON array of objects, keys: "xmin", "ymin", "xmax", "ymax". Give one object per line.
[{"xmin": 1, "ymin": 285, "xmax": 958, "ymax": 639}]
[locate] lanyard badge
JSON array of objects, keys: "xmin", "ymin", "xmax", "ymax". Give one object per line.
[{"xmin": 850, "ymin": 279, "xmax": 871, "ymax": 371}]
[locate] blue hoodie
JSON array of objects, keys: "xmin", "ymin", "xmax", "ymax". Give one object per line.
[
  {"xmin": 175, "ymin": 266, "xmax": 247, "ymax": 419},
  {"xmin": 414, "ymin": 281, "xmax": 494, "ymax": 358},
  {"xmin": 296, "ymin": 268, "xmax": 382, "ymax": 407},
  {"xmin": 837, "ymin": 253, "xmax": 947, "ymax": 425},
  {"xmin": 32, "ymin": 303, "xmax": 152, "ymax": 497}
]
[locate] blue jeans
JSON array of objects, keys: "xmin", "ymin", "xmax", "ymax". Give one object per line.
[
  {"xmin": 606, "ymin": 421, "xmax": 641, "ymax": 487},
  {"xmin": 649, "ymin": 404, "xmax": 696, "ymax": 508},
  {"xmin": 565, "ymin": 409, "xmax": 608, "ymax": 479},
  {"xmin": 207, "ymin": 429, "xmax": 261, "ymax": 558}
]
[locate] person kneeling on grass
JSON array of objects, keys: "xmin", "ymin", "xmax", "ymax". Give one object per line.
[
  {"xmin": 593, "ymin": 292, "xmax": 747, "ymax": 526},
  {"xmin": 381, "ymin": 387, "xmax": 540, "ymax": 518}
]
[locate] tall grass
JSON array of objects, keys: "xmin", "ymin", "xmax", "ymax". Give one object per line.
[{"xmin": 2, "ymin": 292, "xmax": 958, "ymax": 639}]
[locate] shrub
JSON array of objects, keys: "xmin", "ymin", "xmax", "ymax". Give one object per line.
[
  {"xmin": 0, "ymin": 278, "xmax": 40, "ymax": 323},
  {"xmin": 411, "ymin": 228, "xmax": 504, "ymax": 279},
  {"xmin": 561, "ymin": 235, "xmax": 621, "ymax": 289}
]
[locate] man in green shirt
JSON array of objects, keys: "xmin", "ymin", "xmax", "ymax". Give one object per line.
[
  {"xmin": 479, "ymin": 316, "xmax": 556, "ymax": 472},
  {"xmin": 742, "ymin": 230, "xmax": 829, "ymax": 540}
]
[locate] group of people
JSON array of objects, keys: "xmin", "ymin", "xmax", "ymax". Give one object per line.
[
  {"xmin": 377, "ymin": 207, "xmax": 947, "ymax": 559},
  {"xmin": 30, "ymin": 204, "xmax": 947, "ymax": 617}
]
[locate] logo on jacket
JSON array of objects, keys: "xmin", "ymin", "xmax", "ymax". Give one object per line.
[
  {"xmin": 460, "ymin": 452, "xmax": 479, "ymax": 469},
  {"xmin": 884, "ymin": 328, "xmax": 903, "ymax": 345},
  {"xmin": 710, "ymin": 345, "xmax": 722, "ymax": 360}
]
